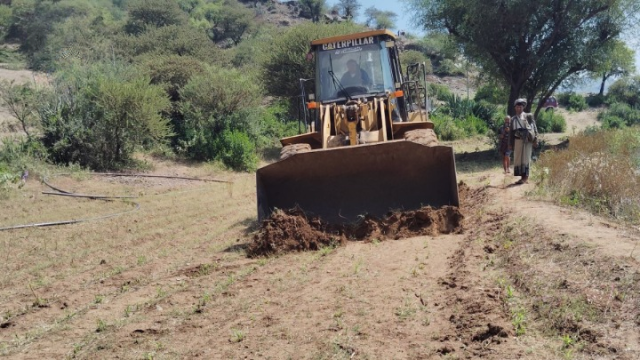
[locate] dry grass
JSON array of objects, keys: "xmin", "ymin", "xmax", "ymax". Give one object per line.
[
  {"xmin": 492, "ymin": 216, "xmax": 640, "ymax": 359},
  {"xmin": 535, "ymin": 128, "xmax": 640, "ymax": 223}
]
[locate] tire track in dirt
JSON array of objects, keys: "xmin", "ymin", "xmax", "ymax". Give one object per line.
[{"xmin": 459, "ymin": 162, "xmax": 640, "ymax": 359}]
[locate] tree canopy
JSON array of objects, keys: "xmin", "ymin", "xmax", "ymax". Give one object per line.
[
  {"xmin": 588, "ymin": 39, "xmax": 636, "ymax": 96},
  {"xmin": 407, "ymin": 0, "xmax": 640, "ymax": 114},
  {"xmin": 364, "ymin": 7, "xmax": 396, "ymax": 30}
]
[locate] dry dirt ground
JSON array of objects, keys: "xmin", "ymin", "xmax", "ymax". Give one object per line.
[{"xmin": 1, "ymin": 68, "xmax": 639, "ymax": 360}]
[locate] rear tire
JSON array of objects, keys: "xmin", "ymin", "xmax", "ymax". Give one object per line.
[
  {"xmin": 404, "ymin": 129, "xmax": 438, "ymax": 146},
  {"xmin": 280, "ymin": 143, "xmax": 311, "ymax": 160}
]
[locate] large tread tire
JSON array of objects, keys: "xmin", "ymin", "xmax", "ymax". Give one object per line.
[
  {"xmin": 280, "ymin": 143, "xmax": 311, "ymax": 160},
  {"xmin": 404, "ymin": 129, "xmax": 438, "ymax": 146}
]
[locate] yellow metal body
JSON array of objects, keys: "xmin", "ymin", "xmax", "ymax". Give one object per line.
[{"xmin": 257, "ymin": 30, "xmax": 458, "ymax": 223}]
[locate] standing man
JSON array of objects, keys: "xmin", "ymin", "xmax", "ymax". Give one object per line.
[{"xmin": 509, "ymin": 98, "xmax": 538, "ymax": 184}]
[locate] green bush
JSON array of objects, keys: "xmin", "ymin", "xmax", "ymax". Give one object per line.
[
  {"xmin": 434, "ymin": 58, "xmax": 464, "ymax": 76},
  {"xmin": 597, "ymin": 102, "xmax": 640, "ymax": 129},
  {"xmin": 536, "ymin": 110, "xmax": 567, "ymax": 133},
  {"xmin": 473, "ymin": 83, "xmax": 508, "ymax": 105},
  {"xmin": 213, "ymin": 130, "xmax": 258, "ymax": 172},
  {"xmin": 6, "ymin": 0, "xmax": 108, "ymax": 70},
  {"xmin": 117, "ymin": 24, "xmax": 222, "ymax": 63},
  {"xmin": 399, "ymin": 50, "xmax": 433, "ymax": 75},
  {"xmin": 0, "ymin": 4, "xmax": 11, "ymax": 38},
  {"xmin": 262, "ymin": 21, "xmax": 365, "ymax": 100},
  {"xmin": 0, "ymin": 137, "xmax": 48, "ymax": 171},
  {"xmin": 124, "ymin": 0, "xmax": 187, "ymax": 35},
  {"xmin": 537, "ymin": 128, "xmax": 640, "ymax": 222},
  {"xmin": 177, "ymin": 66, "xmax": 263, "ymax": 169},
  {"xmin": 258, "ymin": 101, "xmax": 300, "ymax": 147},
  {"xmin": 428, "ymin": 83, "xmax": 452, "ymax": 101},
  {"xmin": 585, "ymin": 94, "xmax": 606, "ymax": 107},
  {"xmin": 430, "ymin": 113, "xmax": 466, "ymax": 141},
  {"xmin": 437, "ymin": 93, "xmax": 473, "ymax": 119},
  {"xmin": 606, "ymin": 75, "xmax": 640, "ymax": 107},
  {"xmin": 38, "ymin": 62, "xmax": 172, "ymax": 170},
  {"xmin": 140, "ymin": 54, "xmax": 207, "ymax": 101},
  {"xmin": 206, "ymin": 0, "xmax": 255, "ymax": 45},
  {"xmin": 556, "ymin": 92, "xmax": 572, "ymax": 106},
  {"xmin": 567, "ymin": 93, "xmax": 588, "ymax": 112}
]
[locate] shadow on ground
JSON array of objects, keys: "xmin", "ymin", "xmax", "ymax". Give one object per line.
[{"xmin": 455, "ymin": 149, "xmax": 500, "ymax": 173}]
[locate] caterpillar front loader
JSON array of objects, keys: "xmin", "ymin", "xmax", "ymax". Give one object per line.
[{"xmin": 257, "ymin": 30, "xmax": 459, "ymax": 224}]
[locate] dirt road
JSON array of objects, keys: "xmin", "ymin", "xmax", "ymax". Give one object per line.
[{"xmin": 0, "ymin": 68, "xmax": 639, "ymax": 359}]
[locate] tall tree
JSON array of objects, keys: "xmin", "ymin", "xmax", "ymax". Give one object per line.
[
  {"xmin": 363, "ymin": 7, "xmax": 396, "ymax": 30},
  {"xmin": 589, "ymin": 40, "xmax": 636, "ymax": 96},
  {"xmin": 406, "ymin": 0, "xmax": 640, "ymax": 115},
  {"xmin": 338, "ymin": 0, "xmax": 361, "ymax": 19},
  {"xmin": 298, "ymin": 0, "xmax": 326, "ymax": 22}
]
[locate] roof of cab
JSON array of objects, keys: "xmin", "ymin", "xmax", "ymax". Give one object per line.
[{"xmin": 310, "ymin": 29, "xmax": 397, "ymax": 46}]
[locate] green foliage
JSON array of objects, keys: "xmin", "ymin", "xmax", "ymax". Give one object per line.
[
  {"xmin": 33, "ymin": 13, "xmax": 121, "ymax": 72},
  {"xmin": 261, "ymin": 21, "xmax": 365, "ymax": 99},
  {"xmin": 588, "ymin": 40, "xmax": 636, "ymax": 95},
  {"xmin": 207, "ymin": 0, "xmax": 255, "ymax": 45},
  {"xmin": 38, "ymin": 61, "xmax": 172, "ymax": 170},
  {"xmin": 567, "ymin": 93, "xmax": 587, "ymax": 112},
  {"xmin": 177, "ymin": 66, "xmax": 262, "ymax": 169},
  {"xmin": 437, "ymin": 93, "xmax": 473, "ymax": 120},
  {"xmin": 258, "ymin": 101, "xmax": 300, "ymax": 149},
  {"xmin": 0, "ymin": 80, "xmax": 39, "ymax": 139},
  {"xmin": 337, "ymin": 0, "xmax": 360, "ymax": 19},
  {"xmin": 406, "ymin": 0, "xmax": 638, "ymax": 114},
  {"xmin": 430, "ymin": 113, "xmax": 465, "ymax": 140},
  {"xmin": 474, "ymin": 83, "xmax": 508, "ymax": 105},
  {"xmin": 399, "ymin": 50, "xmax": 432, "ymax": 75},
  {"xmin": 298, "ymin": 0, "xmax": 326, "ymax": 22},
  {"xmin": 213, "ymin": 130, "xmax": 258, "ymax": 172},
  {"xmin": 556, "ymin": 92, "xmax": 571, "ymax": 106},
  {"xmin": 536, "ymin": 110, "xmax": 566, "ymax": 133},
  {"xmin": 140, "ymin": 54, "xmax": 207, "ymax": 101},
  {"xmin": 538, "ymin": 128, "xmax": 640, "ymax": 222},
  {"xmin": 607, "ymin": 75, "xmax": 640, "ymax": 108},
  {"xmin": 363, "ymin": 6, "xmax": 396, "ymax": 29},
  {"xmin": 597, "ymin": 102, "xmax": 640, "ymax": 129},
  {"xmin": 117, "ymin": 24, "xmax": 221, "ymax": 63},
  {"xmin": 124, "ymin": 0, "xmax": 187, "ymax": 35},
  {"xmin": 230, "ymin": 28, "xmax": 275, "ymax": 68},
  {"xmin": 6, "ymin": 0, "xmax": 127, "ymax": 70},
  {"xmin": 585, "ymin": 94, "xmax": 606, "ymax": 107},
  {"xmin": 0, "ymin": 137, "xmax": 48, "ymax": 195},
  {"xmin": 409, "ymin": 33, "xmax": 462, "ymax": 75},
  {"xmin": 430, "ymin": 93, "xmax": 496, "ymax": 140},
  {"xmin": 0, "ymin": 4, "xmax": 11, "ymax": 38},
  {"xmin": 0, "ymin": 137, "xmax": 48, "ymax": 172},
  {"xmin": 427, "ymin": 82, "xmax": 452, "ymax": 101},
  {"xmin": 434, "ymin": 58, "xmax": 463, "ymax": 76}
]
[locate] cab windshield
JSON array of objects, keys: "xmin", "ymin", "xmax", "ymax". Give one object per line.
[{"xmin": 315, "ymin": 41, "xmax": 394, "ymax": 102}]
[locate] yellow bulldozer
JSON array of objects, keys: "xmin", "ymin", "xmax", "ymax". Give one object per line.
[{"xmin": 257, "ymin": 29, "xmax": 459, "ymax": 223}]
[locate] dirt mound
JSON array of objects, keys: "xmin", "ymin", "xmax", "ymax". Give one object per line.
[{"xmin": 248, "ymin": 182, "xmax": 475, "ymax": 257}]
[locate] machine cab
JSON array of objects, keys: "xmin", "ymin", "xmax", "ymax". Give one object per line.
[{"xmin": 312, "ymin": 30, "xmax": 400, "ymax": 103}]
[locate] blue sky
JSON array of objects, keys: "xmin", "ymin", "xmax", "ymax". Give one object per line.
[{"xmin": 325, "ymin": 0, "xmax": 423, "ymax": 35}]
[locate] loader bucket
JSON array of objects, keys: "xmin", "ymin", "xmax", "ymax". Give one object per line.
[{"xmin": 256, "ymin": 141, "xmax": 459, "ymax": 224}]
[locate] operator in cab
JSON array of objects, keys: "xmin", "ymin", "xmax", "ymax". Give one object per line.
[{"xmin": 340, "ymin": 59, "xmax": 371, "ymax": 88}]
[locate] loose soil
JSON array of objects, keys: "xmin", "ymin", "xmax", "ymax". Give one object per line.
[{"xmin": 1, "ymin": 67, "xmax": 639, "ymax": 359}]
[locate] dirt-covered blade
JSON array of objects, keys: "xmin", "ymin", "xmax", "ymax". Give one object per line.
[{"xmin": 256, "ymin": 141, "xmax": 459, "ymax": 224}]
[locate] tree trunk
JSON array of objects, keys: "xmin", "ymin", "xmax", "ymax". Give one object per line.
[{"xmin": 599, "ymin": 73, "xmax": 607, "ymax": 96}]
